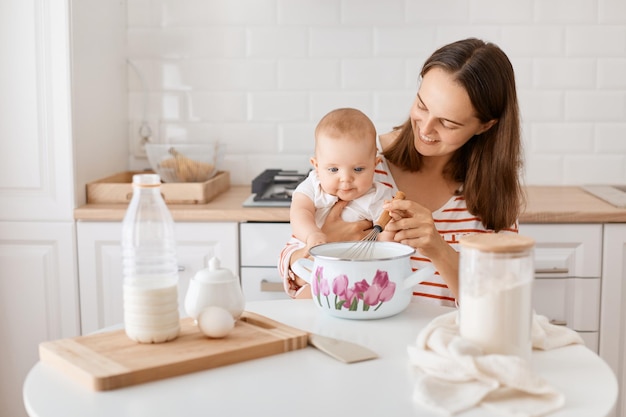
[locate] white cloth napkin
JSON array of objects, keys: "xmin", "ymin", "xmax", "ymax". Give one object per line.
[{"xmin": 408, "ymin": 311, "xmax": 583, "ymax": 417}]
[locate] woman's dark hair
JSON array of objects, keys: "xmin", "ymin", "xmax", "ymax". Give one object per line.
[{"xmin": 383, "ymin": 38, "xmax": 524, "ymax": 231}]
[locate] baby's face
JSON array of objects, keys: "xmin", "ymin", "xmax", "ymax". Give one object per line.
[{"xmin": 312, "ymin": 133, "xmax": 379, "ymax": 201}]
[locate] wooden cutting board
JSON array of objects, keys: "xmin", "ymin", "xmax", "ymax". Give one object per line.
[{"xmin": 39, "ymin": 311, "xmax": 308, "ymax": 391}]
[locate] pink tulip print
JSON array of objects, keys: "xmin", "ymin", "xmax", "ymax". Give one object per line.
[
  {"xmin": 312, "ymin": 266, "xmax": 331, "ymax": 307},
  {"xmin": 313, "ymin": 268, "xmax": 396, "ymax": 312}
]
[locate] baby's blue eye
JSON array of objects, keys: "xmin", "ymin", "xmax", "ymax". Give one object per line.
[
  {"xmin": 328, "ymin": 167, "xmax": 338, "ymax": 173},
  {"xmin": 354, "ymin": 167, "xmax": 364, "ymax": 173}
]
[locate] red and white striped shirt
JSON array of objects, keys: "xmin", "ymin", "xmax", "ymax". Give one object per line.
[{"xmin": 278, "ymin": 154, "xmax": 518, "ymax": 308}]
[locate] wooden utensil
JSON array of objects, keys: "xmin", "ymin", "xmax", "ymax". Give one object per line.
[
  {"xmin": 238, "ymin": 313, "xmax": 378, "ymax": 363},
  {"xmin": 308, "ymin": 333, "xmax": 378, "ymax": 363},
  {"xmin": 340, "ymin": 190, "xmax": 406, "ymax": 259}
]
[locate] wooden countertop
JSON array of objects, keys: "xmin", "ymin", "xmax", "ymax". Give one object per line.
[{"xmin": 74, "ymin": 185, "xmax": 626, "ymax": 223}]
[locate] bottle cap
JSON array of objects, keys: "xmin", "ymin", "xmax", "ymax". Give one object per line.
[{"xmin": 132, "ymin": 174, "xmax": 161, "ymax": 186}]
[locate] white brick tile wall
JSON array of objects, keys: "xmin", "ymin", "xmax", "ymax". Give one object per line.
[
  {"xmin": 373, "ymin": 27, "xmax": 437, "ymax": 57},
  {"xmin": 310, "ymin": 92, "xmax": 373, "ymax": 120},
  {"xmin": 203, "ymin": 0, "xmax": 277, "ymax": 25},
  {"xmin": 501, "ymin": 28, "xmax": 564, "ymax": 57},
  {"xmin": 434, "ymin": 25, "xmax": 501, "ymax": 47},
  {"xmin": 188, "ymin": 92, "xmax": 248, "ymax": 121},
  {"xmin": 566, "ymin": 26, "xmax": 626, "ymax": 56},
  {"xmin": 277, "ymin": 0, "xmax": 340, "ymax": 25},
  {"xmin": 310, "ymin": 28, "xmax": 373, "ymax": 57},
  {"xmin": 599, "ymin": 0, "xmax": 626, "ymax": 23},
  {"xmin": 519, "ymin": 91, "xmax": 564, "ymax": 121},
  {"xmin": 469, "ymin": 1, "xmax": 533, "ymax": 23},
  {"xmin": 278, "ymin": 60, "xmax": 340, "ymax": 90},
  {"xmin": 598, "ymin": 58, "xmax": 626, "ymax": 88},
  {"xmin": 525, "ymin": 155, "xmax": 564, "ymax": 184},
  {"xmin": 564, "ymin": 155, "xmax": 625, "ymax": 183},
  {"xmin": 341, "ymin": 0, "xmax": 406, "ymax": 24},
  {"xmin": 342, "ymin": 59, "xmax": 406, "ymax": 89},
  {"xmin": 127, "ymin": 0, "xmax": 626, "ymax": 185},
  {"xmin": 565, "ymin": 91, "xmax": 624, "ymax": 121},
  {"xmin": 596, "ymin": 124, "xmax": 626, "ymax": 152},
  {"xmin": 279, "ymin": 124, "xmax": 316, "ymax": 153},
  {"xmin": 533, "ymin": 58, "xmax": 596, "ymax": 89},
  {"xmin": 535, "ymin": 0, "xmax": 597, "ymax": 23},
  {"xmin": 406, "ymin": 0, "xmax": 470, "ymax": 23},
  {"xmin": 249, "ymin": 92, "xmax": 309, "ymax": 121},
  {"xmin": 531, "ymin": 123, "xmax": 595, "ymax": 153},
  {"xmin": 247, "ymin": 28, "xmax": 309, "ymax": 58}
]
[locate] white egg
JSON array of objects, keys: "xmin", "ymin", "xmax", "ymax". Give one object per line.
[{"xmin": 197, "ymin": 306, "xmax": 235, "ymax": 338}]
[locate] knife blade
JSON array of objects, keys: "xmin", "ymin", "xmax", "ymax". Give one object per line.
[{"xmin": 307, "ymin": 333, "xmax": 378, "ymax": 364}]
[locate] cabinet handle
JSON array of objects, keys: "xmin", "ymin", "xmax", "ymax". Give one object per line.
[
  {"xmin": 549, "ymin": 319, "xmax": 567, "ymax": 326},
  {"xmin": 260, "ymin": 280, "xmax": 284, "ymax": 293},
  {"xmin": 178, "ymin": 265, "xmax": 185, "ymax": 272},
  {"xmin": 535, "ymin": 267, "xmax": 569, "ymax": 274}
]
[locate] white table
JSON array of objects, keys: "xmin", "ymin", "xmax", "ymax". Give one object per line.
[{"xmin": 23, "ymin": 300, "xmax": 618, "ymax": 417}]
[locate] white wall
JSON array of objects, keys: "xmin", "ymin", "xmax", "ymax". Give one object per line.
[{"xmin": 126, "ymin": 0, "xmax": 626, "ymax": 186}]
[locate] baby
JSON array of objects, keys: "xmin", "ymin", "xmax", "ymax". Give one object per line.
[{"xmin": 290, "ymin": 107, "xmax": 395, "ymax": 252}]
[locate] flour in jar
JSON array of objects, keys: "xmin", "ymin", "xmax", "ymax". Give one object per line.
[{"xmin": 460, "ymin": 278, "xmax": 533, "ymax": 361}]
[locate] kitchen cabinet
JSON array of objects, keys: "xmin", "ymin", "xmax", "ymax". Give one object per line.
[
  {"xmin": 518, "ymin": 224, "xmax": 603, "ymax": 352},
  {"xmin": 600, "ymin": 224, "xmax": 626, "ymax": 417},
  {"xmin": 76, "ymin": 221, "xmax": 238, "ymax": 335},
  {"xmin": 239, "ymin": 222, "xmax": 292, "ymax": 301},
  {"xmin": 0, "ymin": 222, "xmax": 79, "ymax": 417},
  {"xmin": 0, "ymin": 2, "xmax": 126, "ymax": 417}
]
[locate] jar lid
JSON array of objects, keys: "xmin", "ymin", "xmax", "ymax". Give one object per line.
[
  {"xmin": 194, "ymin": 257, "xmax": 237, "ymax": 283},
  {"xmin": 459, "ymin": 233, "xmax": 535, "ymax": 253}
]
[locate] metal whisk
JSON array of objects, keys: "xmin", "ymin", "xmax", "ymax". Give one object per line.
[{"xmin": 340, "ymin": 191, "xmax": 406, "ymax": 260}]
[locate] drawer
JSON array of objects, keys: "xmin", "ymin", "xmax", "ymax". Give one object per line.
[
  {"xmin": 240, "ymin": 222, "xmax": 292, "ymax": 267},
  {"xmin": 519, "ymin": 224, "xmax": 602, "ymax": 277},
  {"xmin": 532, "ymin": 277, "xmax": 600, "ymax": 332},
  {"xmin": 241, "ymin": 267, "xmax": 290, "ymax": 301}
]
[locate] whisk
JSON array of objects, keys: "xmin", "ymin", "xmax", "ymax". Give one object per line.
[{"xmin": 340, "ymin": 191, "xmax": 406, "ymax": 260}]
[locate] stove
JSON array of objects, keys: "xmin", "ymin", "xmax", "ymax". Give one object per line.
[{"xmin": 242, "ymin": 169, "xmax": 307, "ymax": 207}]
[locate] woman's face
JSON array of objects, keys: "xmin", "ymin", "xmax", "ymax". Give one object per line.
[{"xmin": 410, "ymin": 67, "xmax": 494, "ymax": 159}]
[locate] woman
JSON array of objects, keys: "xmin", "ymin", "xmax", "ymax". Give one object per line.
[{"xmin": 278, "ymin": 38, "xmax": 524, "ymax": 307}]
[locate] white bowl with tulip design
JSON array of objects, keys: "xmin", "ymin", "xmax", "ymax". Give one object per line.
[{"xmin": 292, "ymin": 241, "xmax": 435, "ymax": 319}]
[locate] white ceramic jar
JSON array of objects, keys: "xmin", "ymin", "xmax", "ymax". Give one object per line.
[{"xmin": 184, "ymin": 257, "xmax": 245, "ymax": 321}]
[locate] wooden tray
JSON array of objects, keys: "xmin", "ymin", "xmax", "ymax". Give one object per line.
[
  {"xmin": 86, "ymin": 170, "xmax": 230, "ymax": 204},
  {"xmin": 39, "ymin": 312, "xmax": 308, "ymax": 391}
]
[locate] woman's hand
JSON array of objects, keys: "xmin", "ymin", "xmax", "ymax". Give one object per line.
[
  {"xmin": 320, "ymin": 200, "xmax": 373, "ymax": 242},
  {"xmin": 383, "ymin": 199, "xmax": 442, "ymax": 256},
  {"xmin": 383, "ymin": 199, "xmax": 460, "ymax": 297}
]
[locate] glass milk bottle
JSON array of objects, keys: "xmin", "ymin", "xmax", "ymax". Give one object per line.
[
  {"xmin": 459, "ymin": 234, "xmax": 535, "ymax": 361},
  {"xmin": 122, "ymin": 174, "xmax": 180, "ymax": 343}
]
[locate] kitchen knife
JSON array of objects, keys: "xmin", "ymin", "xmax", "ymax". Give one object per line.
[{"xmin": 308, "ymin": 333, "xmax": 378, "ymax": 364}]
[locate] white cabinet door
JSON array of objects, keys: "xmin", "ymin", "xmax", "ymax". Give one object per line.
[
  {"xmin": 77, "ymin": 221, "xmax": 238, "ymax": 335},
  {"xmin": 0, "ymin": 221, "xmax": 79, "ymax": 417},
  {"xmin": 600, "ymin": 224, "xmax": 626, "ymax": 417},
  {"xmin": 239, "ymin": 222, "xmax": 292, "ymax": 301},
  {"xmin": 519, "ymin": 224, "xmax": 603, "ymax": 351}
]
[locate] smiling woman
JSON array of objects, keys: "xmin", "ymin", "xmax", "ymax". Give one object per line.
[{"xmin": 279, "ymin": 38, "xmax": 524, "ymax": 308}]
